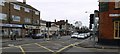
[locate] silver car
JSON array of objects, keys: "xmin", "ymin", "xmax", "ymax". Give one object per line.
[
  {"xmin": 77, "ymin": 34, "xmax": 85, "ymax": 39},
  {"xmin": 71, "ymin": 33, "xmax": 78, "ymax": 38}
]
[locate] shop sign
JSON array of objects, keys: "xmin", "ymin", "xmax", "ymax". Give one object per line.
[
  {"xmin": 24, "ymin": 25, "xmax": 40, "ymax": 29},
  {"xmin": 109, "ymin": 14, "xmax": 120, "ymax": 17},
  {"xmin": 32, "ymin": 26, "xmax": 40, "ymax": 29},
  {"xmin": 24, "ymin": 25, "xmax": 33, "ymax": 29},
  {"xmin": 11, "ymin": 24, "xmax": 22, "ymax": 27},
  {"xmin": 0, "ymin": 23, "xmax": 22, "ymax": 27}
]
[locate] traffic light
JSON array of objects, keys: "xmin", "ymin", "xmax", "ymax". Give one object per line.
[
  {"xmin": 46, "ymin": 22, "xmax": 51, "ymax": 27},
  {"xmin": 90, "ymin": 14, "xmax": 94, "ymax": 24},
  {"xmin": 89, "ymin": 24, "xmax": 92, "ymax": 29}
]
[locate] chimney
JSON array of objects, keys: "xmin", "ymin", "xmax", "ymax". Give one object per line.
[
  {"xmin": 66, "ymin": 20, "xmax": 68, "ymax": 23},
  {"xmin": 55, "ymin": 19, "xmax": 56, "ymax": 22},
  {"xmin": 23, "ymin": 0, "xmax": 26, "ymax": 4}
]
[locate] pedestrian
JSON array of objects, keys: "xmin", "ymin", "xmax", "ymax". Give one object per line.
[
  {"xmin": 10, "ymin": 30, "xmax": 13, "ymax": 40},
  {"xmin": 11, "ymin": 30, "xmax": 17, "ymax": 40},
  {"xmin": 13, "ymin": 31, "xmax": 18, "ymax": 40},
  {"xmin": 45, "ymin": 33, "xmax": 47, "ymax": 38}
]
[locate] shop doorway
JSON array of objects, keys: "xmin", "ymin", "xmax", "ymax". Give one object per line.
[{"xmin": 114, "ymin": 21, "xmax": 120, "ymax": 39}]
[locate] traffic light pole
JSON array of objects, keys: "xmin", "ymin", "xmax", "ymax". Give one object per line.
[
  {"xmin": 47, "ymin": 27, "xmax": 50, "ymax": 40},
  {"xmin": 93, "ymin": 14, "xmax": 96, "ymax": 47},
  {"xmin": 93, "ymin": 10, "xmax": 98, "ymax": 47}
]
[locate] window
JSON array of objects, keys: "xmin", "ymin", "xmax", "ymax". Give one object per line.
[
  {"xmin": 12, "ymin": 29, "xmax": 21, "ymax": 36},
  {"xmin": 0, "ymin": 0, "xmax": 5, "ymax": 6},
  {"xmin": 99, "ymin": 2, "xmax": 108, "ymax": 12},
  {"xmin": 24, "ymin": 7, "xmax": 30, "ymax": 12},
  {"xmin": 13, "ymin": 4, "xmax": 20, "ymax": 10},
  {"xmin": 115, "ymin": 0, "xmax": 120, "ymax": 8},
  {"xmin": 0, "ymin": 13, "xmax": 7, "ymax": 20},
  {"xmin": 12, "ymin": 15, "xmax": 20, "ymax": 22},
  {"xmin": 114, "ymin": 21, "xmax": 120, "ymax": 39},
  {"xmin": 37, "ymin": 20, "xmax": 39, "ymax": 24},
  {"xmin": 35, "ymin": 11, "xmax": 39, "ymax": 15},
  {"xmin": 33, "ymin": 20, "xmax": 39, "ymax": 24},
  {"xmin": 24, "ymin": 18, "xmax": 31, "ymax": 23},
  {"xmin": 0, "ymin": 29, "xmax": 8, "ymax": 37}
]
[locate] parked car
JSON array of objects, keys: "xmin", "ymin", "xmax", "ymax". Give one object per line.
[
  {"xmin": 83, "ymin": 33, "xmax": 88, "ymax": 38},
  {"xmin": 87, "ymin": 32, "xmax": 90, "ymax": 37},
  {"xmin": 77, "ymin": 34, "xmax": 85, "ymax": 39},
  {"xmin": 31, "ymin": 33, "xmax": 44, "ymax": 39},
  {"xmin": 71, "ymin": 33, "xmax": 79, "ymax": 38}
]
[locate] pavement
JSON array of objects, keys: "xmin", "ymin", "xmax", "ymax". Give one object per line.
[{"xmin": 76, "ymin": 36, "xmax": 120, "ymax": 49}]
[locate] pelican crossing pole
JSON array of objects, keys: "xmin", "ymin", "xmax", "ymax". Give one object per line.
[
  {"xmin": 46, "ymin": 22, "xmax": 51, "ymax": 40},
  {"xmin": 93, "ymin": 10, "xmax": 99, "ymax": 47}
]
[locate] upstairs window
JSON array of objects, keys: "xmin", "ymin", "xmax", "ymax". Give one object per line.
[
  {"xmin": 12, "ymin": 15, "xmax": 20, "ymax": 22},
  {"xmin": 37, "ymin": 20, "xmax": 39, "ymax": 24},
  {"xmin": 24, "ymin": 18, "xmax": 31, "ymax": 23},
  {"xmin": 35, "ymin": 11, "xmax": 39, "ymax": 15},
  {"xmin": 0, "ymin": 13, "xmax": 7, "ymax": 20},
  {"xmin": 33, "ymin": 20, "xmax": 39, "ymax": 24},
  {"xmin": 24, "ymin": 7, "xmax": 30, "ymax": 12},
  {"xmin": 13, "ymin": 4, "xmax": 20, "ymax": 10}
]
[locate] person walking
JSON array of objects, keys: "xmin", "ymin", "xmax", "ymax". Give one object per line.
[
  {"xmin": 10, "ymin": 30, "xmax": 13, "ymax": 40},
  {"xmin": 10, "ymin": 30, "xmax": 17, "ymax": 40},
  {"xmin": 13, "ymin": 31, "xmax": 18, "ymax": 40}
]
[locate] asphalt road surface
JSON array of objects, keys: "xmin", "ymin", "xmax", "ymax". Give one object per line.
[{"xmin": 1, "ymin": 36, "xmax": 119, "ymax": 54}]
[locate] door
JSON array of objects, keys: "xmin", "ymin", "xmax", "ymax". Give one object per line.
[{"xmin": 114, "ymin": 21, "xmax": 120, "ymax": 39}]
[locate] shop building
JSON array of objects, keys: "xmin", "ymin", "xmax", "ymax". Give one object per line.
[
  {"xmin": 98, "ymin": 0, "xmax": 120, "ymax": 44},
  {"xmin": 0, "ymin": 0, "xmax": 40, "ymax": 38},
  {"xmin": 40, "ymin": 20, "xmax": 59, "ymax": 35}
]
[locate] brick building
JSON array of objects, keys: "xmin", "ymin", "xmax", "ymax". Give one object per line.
[
  {"xmin": 0, "ymin": 0, "xmax": 40, "ymax": 38},
  {"xmin": 98, "ymin": 0, "xmax": 120, "ymax": 44}
]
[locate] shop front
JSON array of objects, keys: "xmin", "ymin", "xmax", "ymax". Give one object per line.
[
  {"xmin": 0, "ymin": 23, "xmax": 23, "ymax": 38},
  {"xmin": 24, "ymin": 25, "xmax": 40, "ymax": 37}
]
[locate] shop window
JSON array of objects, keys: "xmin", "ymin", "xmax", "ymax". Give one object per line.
[
  {"xmin": 12, "ymin": 29, "xmax": 21, "ymax": 36},
  {"xmin": 12, "ymin": 15, "xmax": 20, "ymax": 22},
  {"xmin": 114, "ymin": 21, "xmax": 120, "ymax": 39},
  {"xmin": 0, "ymin": 13, "xmax": 7, "ymax": 20},
  {"xmin": 0, "ymin": 29, "xmax": 8, "ymax": 37},
  {"xmin": 0, "ymin": 30, "xmax": 3, "ymax": 36}
]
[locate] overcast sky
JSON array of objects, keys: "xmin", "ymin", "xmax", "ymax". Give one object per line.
[{"xmin": 17, "ymin": 0, "xmax": 99, "ymax": 27}]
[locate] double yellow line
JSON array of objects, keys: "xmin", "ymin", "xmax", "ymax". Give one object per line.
[
  {"xmin": 18, "ymin": 46, "xmax": 26, "ymax": 54},
  {"xmin": 2, "ymin": 41, "xmax": 81, "ymax": 54},
  {"xmin": 35, "ymin": 43, "xmax": 54, "ymax": 52}
]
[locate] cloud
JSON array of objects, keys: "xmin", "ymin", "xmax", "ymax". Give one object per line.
[{"xmin": 17, "ymin": 0, "xmax": 98, "ymax": 27}]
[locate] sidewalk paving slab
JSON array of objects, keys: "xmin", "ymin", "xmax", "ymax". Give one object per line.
[{"xmin": 76, "ymin": 37, "xmax": 120, "ymax": 49}]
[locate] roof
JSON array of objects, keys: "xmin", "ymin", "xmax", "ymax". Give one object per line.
[{"xmin": 11, "ymin": 2, "xmax": 39, "ymax": 11}]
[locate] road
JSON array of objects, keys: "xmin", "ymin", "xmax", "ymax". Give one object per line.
[{"xmin": 1, "ymin": 36, "xmax": 119, "ymax": 54}]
